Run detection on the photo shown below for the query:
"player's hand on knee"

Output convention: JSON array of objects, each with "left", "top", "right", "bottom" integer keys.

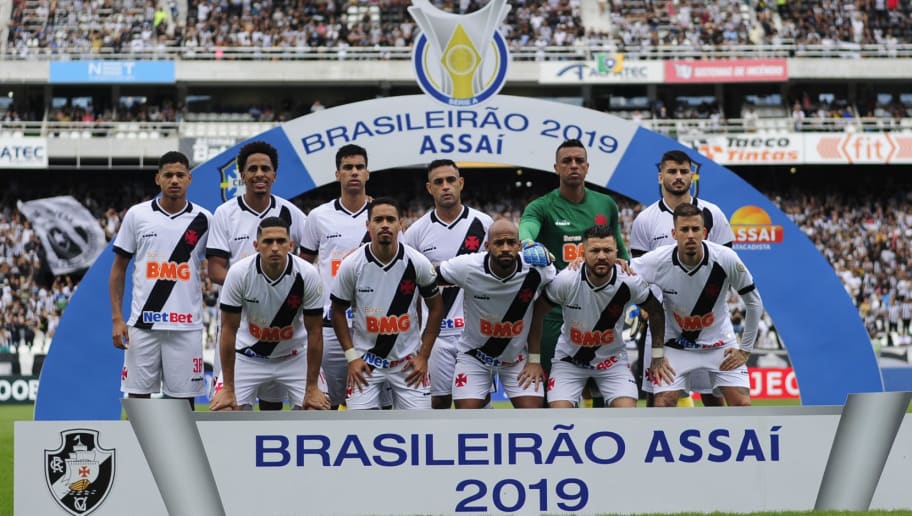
[
  {"left": 648, "top": 356, "right": 675, "bottom": 385},
  {"left": 302, "top": 386, "right": 331, "bottom": 410},
  {"left": 518, "top": 363, "right": 545, "bottom": 391},
  {"left": 720, "top": 347, "right": 750, "bottom": 371},
  {"left": 209, "top": 388, "right": 238, "bottom": 411},
  {"left": 403, "top": 355, "right": 429, "bottom": 388},
  {"left": 347, "top": 359, "right": 371, "bottom": 392},
  {"left": 521, "top": 240, "right": 554, "bottom": 267}
]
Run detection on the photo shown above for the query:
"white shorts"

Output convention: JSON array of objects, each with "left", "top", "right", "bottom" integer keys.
[
  {"left": 122, "top": 327, "right": 205, "bottom": 398},
  {"left": 548, "top": 354, "right": 638, "bottom": 405},
  {"left": 209, "top": 315, "right": 284, "bottom": 403},
  {"left": 345, "top": 355, "right": 430, "bottom": 410},
  {"left": 232, "top": 351, "right": 328, "bottom": 408},
  {"left": 322, "top": 327, "right": 349, "bottom": 406},
  {"left": 640, "top": 330, "right": 717, "bottom": 395},
  {"left": 648, "top": 346, "right": 749, "bottom": 394},
  {"left": 452, "top": 352, "right": 544, "bottom": 401},
  {"left": 429, "top": 334, "right": 460, "bottom": 397}
]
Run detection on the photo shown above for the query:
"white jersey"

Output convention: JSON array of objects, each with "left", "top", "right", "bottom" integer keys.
[
  {"left": 402, "top": 205, "right": 493, "bottom": 336},
  {"left": 632, "top": 241, "right": 756, "bottom": 351},
  {"left": 439, "top": 253, "right": 556, "bottom": 364},
  {"left": 206, "top": 195, "right": 308, "bottom": 266},
  {"left": 113, "top": 199, "right": 211, "bottom": 330},
  {"left": 330, "top": 243, "right": 439, "bottom": 362},
  {"left": 298, "top": 198, "right": 371, "bottom": 323},
  {"left": 630, "top": 198, "right": 734, "bottom": 255},
  {"left": 220, "top": 254, "right": 323, "bottom": 358},
  {"left": 545, "top": 264, "right": 651, "bottom": 366}
]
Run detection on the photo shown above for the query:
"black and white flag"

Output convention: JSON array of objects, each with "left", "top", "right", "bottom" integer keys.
[{"left": 17, "top": 195, "right": 106, "bottom": 275}]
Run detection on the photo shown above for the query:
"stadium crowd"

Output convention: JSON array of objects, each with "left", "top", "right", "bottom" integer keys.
[
  {"left": 0, "top": 168, "right": 907, "bottom": 366},
  {"left": 7, "top": 0, "right": 912, "bottom": 58}
]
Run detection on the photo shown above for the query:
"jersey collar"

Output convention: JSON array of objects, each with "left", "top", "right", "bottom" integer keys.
[
  {"left": 430, "top": 205, "right": 468, "bottom": 228},
  {"left": 255, "top": 254, "right": 294, "bottom": 284},
  {"left": 671, "top": 241, "right": 709, "bottom": 275},
  {"left": 237, "top": 194, "right": 276, "bottom": 218},
  {"left": 658, "top": 196, "right": 698, "bottom": 214},
  {"left": 364, "top": 242, "right": 404, "bottom": 271},
  {"left": 151, "top": 198, "right": 192, "bottom": 218},
  {"left": 581, "top": 263, "right": 617, "bottom": 291},
  {"left": 334, "top": 198, "right": 368, "bottom": 218}
]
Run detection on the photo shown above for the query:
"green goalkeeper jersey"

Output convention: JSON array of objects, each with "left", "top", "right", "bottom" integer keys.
[{"left": 519, "top": 187, "right": 629, "bottom": 271}]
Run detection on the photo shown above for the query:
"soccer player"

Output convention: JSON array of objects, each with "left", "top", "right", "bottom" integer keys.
[
  {"left": 438, "top": 218, "right": 557, "bottom": 409},
  {"left": 206, "top": 140, "right": 309, "bottom": 410},
  {"left": 633, "top": 203, "right": 762, "bottom": 407},
  {"left": 526, "top": 224, "right": 670, "bottom": 408},
  {"left": 402, "top": 159, "right": 493, "bottom": 409},
  {"left": 519, "top": 138, "right": 629, "bottom": 407},
  {"left": 110, "top": 151, "right": 210, "bottom": 409},
  {"left": 209, "top": 217, "right": 329, "bottom": 411},
  {"left": 330, "top": 197, "right": 443, "bottom": 410},
  {"left": 299, "top": 143, "right": 377, "bottom": 409},
  {"left": 630, "top": 149, "right": 734, "bottom": 407}
]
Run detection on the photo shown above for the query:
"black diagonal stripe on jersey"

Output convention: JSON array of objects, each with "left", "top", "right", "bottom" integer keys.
[
  {"left": 134, "top": 212, "right": 208, "bottom": 329},
  {"left": 367, "top": 261, "right": 417, "bottom": 359},
  {"left": 277, "top": 205, "right": 291, "bottom": 224},
  {"left": 440, "top": 218, "right": 487, "bottom": 315},
  {"left": 361, "top": 230, "right": 371, "bottom": 244},
  {"left": 569, "top": 282, "right": 631, "bottom": 366},
  {"left": 239, "top": 272, "right": 306, "bottom": 358},
  {"left": 679, "top": 262, "right": 728, "bottom": 343},
  {"left": 470, "top": 268, "right": 542, "bottom": 361}
]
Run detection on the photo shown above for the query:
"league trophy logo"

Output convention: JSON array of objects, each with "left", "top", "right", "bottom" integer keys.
[
  {"left": 45, "top": 429, "right": 115, "bottom": 516},
  {"left": 409, "top": 0, "right": 511, "bottom": 106}
]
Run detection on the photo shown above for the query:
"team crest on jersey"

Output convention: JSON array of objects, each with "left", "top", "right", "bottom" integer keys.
[
  {"left": 408, "top": 0, "right": 511, "bottom": 107},
  {"left": 45, "top": 429, "right": 115, "bottom": 516},
  {"left": 218, "top": 158, "right": 245, "bottom": 201},
  {"left": 518, "top": 288, "right": 534, "bottom": 303},
  {"left": 400, "top": 279, "right": 417, "bottom": 296},
  {"left": 463, "top": 235, "right": 481, "bottom": 252},
  {"left": 286, "top": 294, "right": 302, "bottom": 310},
  {"left": 184, "top": 229, "right": 199, "bottom": 246}
]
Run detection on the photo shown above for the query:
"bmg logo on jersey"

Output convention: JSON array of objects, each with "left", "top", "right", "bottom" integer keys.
[
  {"left": 570, "top": 327, "right": 616, "bottom": 346},
  {"left": 249, "top": 322, "right": 294, "bottom": 341},
  {"left": 145, "top": 261, "right": 191, "bottom": 281},
  {"left": 44, "top": 429, "right": 115, "bottom": 516},
  {"left": 408, "top": 0, "right": 511, "bottom": 106},
  {"left": 366, "top": 314, "right": 411, "bottom": 334},
  {"left": 480, "top": 319, "right": 523, "bottom": 337}
]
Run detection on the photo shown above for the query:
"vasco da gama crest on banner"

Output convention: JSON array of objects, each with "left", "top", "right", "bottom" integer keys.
[{"left": 45, "top": 429, "right": 116, "bottom": 515}]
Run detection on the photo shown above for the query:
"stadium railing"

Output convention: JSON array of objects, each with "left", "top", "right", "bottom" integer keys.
[
  {"left": 4, "top": 43, "right": 912, "bottom": 61},
  {"left": 2, "top": 117, "right": 909, "bottom": 141}
]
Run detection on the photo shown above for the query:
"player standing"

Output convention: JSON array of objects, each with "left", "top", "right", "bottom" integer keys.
[
  {"left": 527, "top": 225, "right": 670, "bottom": 407},
  {"left": 206, "top": 140, "right": 309, "bottom": 410},
  {"left": 209, "top": 217, "right": 329, "bottom": 411},
  {"left": 110, "top": 151, "right": 210, "bottom": 409},
  {"left": 519, "top": 139, "right": 630, "bottom": 407},
  {"left": 629, "top": 149, "right": 734, "bottom": 406},
  {"left": 439, "top": 218, "right": 556, "bottom": 409},
  {"left": 330, "top": 198, "right": 443, "bottom": 410},
  {"left": 402, "top": 159, "right": 493, "bottom": 409},
  {"left": 633, "top": 204, "right": 762, "bottom": 407}
]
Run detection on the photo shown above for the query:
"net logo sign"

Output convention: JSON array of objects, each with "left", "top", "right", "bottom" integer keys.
[
  {"left": 409, "top": 0, "right": 511, "bottom": 106},
  {"left": 730, "top": 206, "right": 783, "bottom": 251}
]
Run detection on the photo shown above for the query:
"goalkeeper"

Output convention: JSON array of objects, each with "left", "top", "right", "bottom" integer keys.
[{"left": 519, "top": 139, "right": 630, "bottom": 407}]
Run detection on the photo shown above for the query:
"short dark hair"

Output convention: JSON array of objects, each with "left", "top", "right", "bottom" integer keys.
[
  {"left": 555, "top": 139, "right": 586, "bottom": 160},
  {"left": 582, "top": 224, "right": 616, "bottom": 242},
  {"left": 257, "top": 216, "right": 290, "bottom": 237},
  {"left": 672, "top": 203, "right": 704, "bottom": 224},
  {"left": 427, "top": 159, "right": 458, "bottom": 177},
  {"left": 658, "top": 150, "right": 693, "bottom": 171},
  {"left": 238, "top": 141, "right": 278, "bottom": 172},
  {"left": 158, "top": 151, "right": 189, "bottom": 170},
  {"left": 367, "top": 196, "right": 401, "bottom": 218},
  {"left": 335, "top": 144, "right": 368, "bottom": 170}
]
